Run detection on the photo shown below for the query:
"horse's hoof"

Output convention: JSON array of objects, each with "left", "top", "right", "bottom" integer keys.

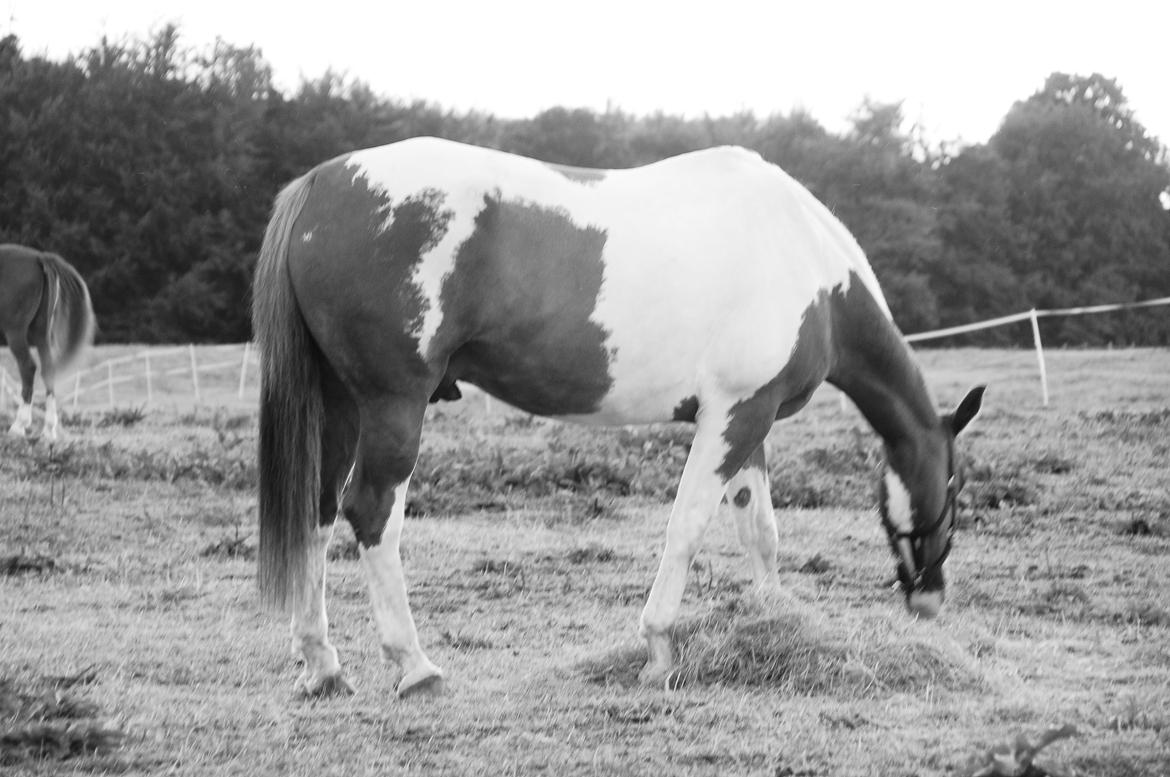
[
  {"left": 637, "top": 661, "right": 675, "bottom": 690},
  {"left": 295, "top": 672, "right": 355, "bottom": 699},
  {"left": 396, "top": 665, "right": 444, "bottom": 698}
]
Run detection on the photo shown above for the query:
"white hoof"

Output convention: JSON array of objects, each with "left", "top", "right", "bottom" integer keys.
[
  {"left": 638, "top": 658, "right": 678, "bottom": 689},
  {"left": 9, "top": 403, "right": 33, "bottom": 436},
  {"left": 396, "top": 662, "right": 444, "bottom": 697}
]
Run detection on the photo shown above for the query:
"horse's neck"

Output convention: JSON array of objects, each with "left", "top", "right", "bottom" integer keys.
[{"left": 827, "top": 279, "right": 944, "bottom": 464}]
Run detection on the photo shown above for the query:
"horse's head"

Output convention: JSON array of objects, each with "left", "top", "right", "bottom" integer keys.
[{"left": 880, "top": 385, "right": 985, "bottom": 619}]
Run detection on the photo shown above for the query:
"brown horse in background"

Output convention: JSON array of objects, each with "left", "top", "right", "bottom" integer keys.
[{"left": 0, "top": 244, "right": 95, "bottom": 441}]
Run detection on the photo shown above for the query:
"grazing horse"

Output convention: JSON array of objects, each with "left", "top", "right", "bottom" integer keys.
[
  {"left": 253, "top": 137, "right": 984, "bottom": 698},
  {"left": 0, "top": 244, "right": 95, "bottom": 441}
]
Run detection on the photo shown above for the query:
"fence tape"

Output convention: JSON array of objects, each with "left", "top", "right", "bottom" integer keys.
[
  {"left": 904, "top": 296, "right": 1170, "bottom": 343},
  {"left": 2, "top": 295, "right": 1169, "bottom": 409}
]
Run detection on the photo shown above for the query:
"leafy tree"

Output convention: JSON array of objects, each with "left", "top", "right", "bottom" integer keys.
[
  {"left": 3, "top": 32, "right": 1168, "bottom": 346},
  {"left": 988, "top": 72, "right": 1170, "bottom": 343}
]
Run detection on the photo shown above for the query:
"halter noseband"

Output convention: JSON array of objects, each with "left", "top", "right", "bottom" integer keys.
[{"left": 888, "top": 474, "right": 958, "bottom": 592}]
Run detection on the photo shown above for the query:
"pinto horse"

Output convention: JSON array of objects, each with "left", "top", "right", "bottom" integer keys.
[
  {"left": 0, "top": 244, "right": 95, "bottom": 441},
  {"left": 253, "top": 137, "right": 984, "bottom": 697}
]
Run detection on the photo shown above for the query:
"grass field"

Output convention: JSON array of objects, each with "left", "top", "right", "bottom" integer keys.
[{"left": 1, "top": 347, "right": 1168, "bottom": 776}]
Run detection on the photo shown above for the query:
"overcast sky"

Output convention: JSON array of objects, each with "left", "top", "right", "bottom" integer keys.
[{"left": 5, "top": 0, "right": 1168, "bottom": 149}]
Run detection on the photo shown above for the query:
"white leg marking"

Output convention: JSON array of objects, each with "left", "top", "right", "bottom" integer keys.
[
  {"left": 723, "top": 466, "right": 780, "bottom": 590},
  {"left": 8, "top": 401, "right": 32, "bottom": 436},
  {"left": 43, "top": 396, "right": 60, "bottom": 442},
  {"left": 358, "top": 478, "right": 442, "bottom": 696},
  {"left": 290, "top": 522, "right": 351, "bottom": 696},
  {"left": 639, "top": 416, "right": 732, "bottom": 685}
]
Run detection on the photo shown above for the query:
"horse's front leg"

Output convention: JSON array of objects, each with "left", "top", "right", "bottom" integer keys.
[
  {"left": 638, "top": 410, "right": 743, "bottom": 687},
  {"left": 720, "top": 443, "right": 781, "bottom": 592}
]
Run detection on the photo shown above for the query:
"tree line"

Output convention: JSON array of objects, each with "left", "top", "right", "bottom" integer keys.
[{"left": 1, "top": 29, "right": 1168, "bottom": 345}]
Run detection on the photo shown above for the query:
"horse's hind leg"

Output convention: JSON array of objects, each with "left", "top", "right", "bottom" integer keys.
[
  {"left": 34, "top": 343, "right": 60, "bottom": 441},
  {"left": 291, "top": 371, "right": 358, "bottom": 698},
  {"left": 343, "top": 395, "right": 442, "bottom": 697},
  {"left": 6, "top": 334, "right": 36, "bottom": 437},
  {"left": 719, "top": 443, "right": 780, "bottom": 591}
]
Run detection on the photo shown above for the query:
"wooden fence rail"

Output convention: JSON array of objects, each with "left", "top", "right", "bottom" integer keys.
[{"left": 2, "top": 295, "right": 1169, "bottom": 412}]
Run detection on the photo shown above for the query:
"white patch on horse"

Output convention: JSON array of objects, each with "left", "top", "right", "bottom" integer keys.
[
  {"left": 301, "top": 230, "right": 313, "bottom": 243},
  {"left": 586, "top": 147, "right": 887, "bottom": 422},
  {"left": 343, "top": 139, "right": 893, "bottom": 405},
  {"left": 884, "top": 470, "right": 914, "bottom": 534}
]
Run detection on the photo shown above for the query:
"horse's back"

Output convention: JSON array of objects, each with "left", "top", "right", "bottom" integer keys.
[{"left": 287, "top": 138, "right": 893, "bottom": 423}]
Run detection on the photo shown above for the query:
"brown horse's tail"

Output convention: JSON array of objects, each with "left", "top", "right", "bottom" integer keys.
[
  {"left": 253, "top": 172, "right": 321, "bottom": 613},
  {"left": 37, "top": 253, "right": 96, "bottom": 375}
]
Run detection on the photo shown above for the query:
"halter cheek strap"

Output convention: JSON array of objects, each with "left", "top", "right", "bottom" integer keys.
[{"left": 887, "top": 475, "right": 958, "bottom": 592}]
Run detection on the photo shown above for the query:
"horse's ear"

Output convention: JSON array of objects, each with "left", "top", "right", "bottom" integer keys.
[{"left": 947, "top": 385, "right": 985, "bottom": 437}]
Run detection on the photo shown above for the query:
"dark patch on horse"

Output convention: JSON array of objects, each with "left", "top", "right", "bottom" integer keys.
[
  {"left": 547, "top": 162, "right": 607, "bottom": 185},
  {"left": 732, "top": 487, "right": 752, "bottom": 508},
  {"left": 430, "top": 195, "right": 614, "bottom": 416},
  {"left": 825, "top": 271, "right": 938, "bottom": 443},
  {"left": 429, "top": 376, "right": 462, "bottom": 403},
  {"left": 289, "top": 163, "right": 454, "bottom": 393},
  {"left": 716, "top": 290, "right": 835, "bottom": 480},
  {"left": 672, "top": 395, "right": 699, "bottom": 423}
]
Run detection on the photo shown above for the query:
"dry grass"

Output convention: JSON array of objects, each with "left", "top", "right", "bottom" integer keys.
[{"left": 0, "top": 346, "right": 1169, "bottom": 776}]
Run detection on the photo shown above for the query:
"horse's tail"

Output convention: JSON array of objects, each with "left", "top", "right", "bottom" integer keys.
[
  {"left": 37, "top": 252, "right": 96, "bottom": 375},
  {"left": 253, "top": 171, "right": 321, "bottom": 613}
]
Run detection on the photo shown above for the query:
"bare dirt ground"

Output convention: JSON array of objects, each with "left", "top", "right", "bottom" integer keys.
[{"left": 1, "top": 347, "right": 1168, "bottom": 776}]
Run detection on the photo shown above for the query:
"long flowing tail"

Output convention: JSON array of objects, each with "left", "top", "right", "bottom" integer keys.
[
  {"left": 37, "top": 252, "right": 96, "bottom": 375},
  {"left": 253, "top": 172, "right": 322, "bottom": 613}
]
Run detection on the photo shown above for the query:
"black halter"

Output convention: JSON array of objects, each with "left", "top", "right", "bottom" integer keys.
[{"left": 887, "top": 474, "right": 959, "bottom": 592}]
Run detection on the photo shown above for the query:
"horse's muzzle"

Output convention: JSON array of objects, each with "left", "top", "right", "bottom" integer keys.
[{"left": 906, "top": 587, "right": 945, "bottom": 620}]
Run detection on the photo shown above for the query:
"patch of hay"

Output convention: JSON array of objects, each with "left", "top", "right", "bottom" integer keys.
[
  {"left": 0, "top": 673, "right": 125, "bottom": 765},
  {"left": 580, "top": 594, "right": 984, "bottom": 696},
  {"left": 198, "top": 535, "right": 254, "bottom": 560},
  {"left": 0, "top": 554, "right": 58, "bottom": 576},
  {"left": 0, "top": 720, "right": 124, "bottom": 762},
  {"left": 565, "top": 545, "right": 617, "bottom": 564},
  {"left": 579, "top": 644, "right": 646, "bottom": 688}
]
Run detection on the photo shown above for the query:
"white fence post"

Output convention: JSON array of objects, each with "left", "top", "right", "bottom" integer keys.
[
  {"left": 238, "top": 342, "right": 250, "bottom": 399},
  {"left": 1029, "top": 308, "right": 1050, "bottom": 407},
  {"left": 72, "top": 373, "right": 81, "bottom": 409},
  {"left": 144, "top": 352, "right": 153, "bottom": 406},
  {"left": 189, "top": 344, "right": 202, "bottom": 404},
  {"left": 107, "top": 361, "right": 115, "bottom": 408}
]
